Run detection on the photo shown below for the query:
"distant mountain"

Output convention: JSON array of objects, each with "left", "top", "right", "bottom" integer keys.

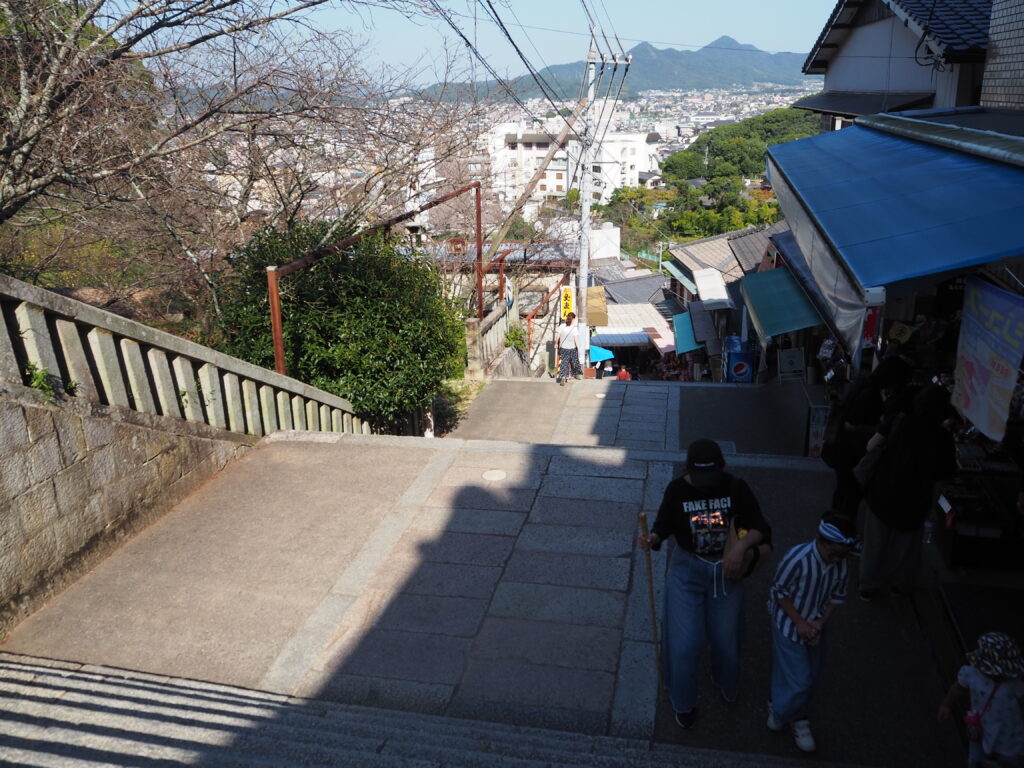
[
  {"left": 419, "top": 37, "right": 815, "bottom": 101},
  {"left": 539, "top": 37, "right": 812, "bottom": 95}
]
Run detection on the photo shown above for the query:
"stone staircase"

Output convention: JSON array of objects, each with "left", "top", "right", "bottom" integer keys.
[{"left": 0, "top": 654, "right": 846, "bottom": 768}]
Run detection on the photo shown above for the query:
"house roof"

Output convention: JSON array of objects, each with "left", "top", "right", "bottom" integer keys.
[
  {"left": 728, "top": 221, "right": 790, "bottom": 274},
  {"left": 794, "top": 91, "right": 934, "bottom": 118},
  {"left": 805, "top": 0, "right": 992, "bottom": 75},
  {"left": 503, "top": 132, "right": 577, "bottom": 144},
  {"left": 600, "top": 274, "right": 666, "bottom": 305},
  {"left": 670, "top": 232, "right": 744, "bottom": 282}
]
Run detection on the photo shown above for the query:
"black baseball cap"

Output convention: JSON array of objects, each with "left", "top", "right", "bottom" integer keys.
[{"left": 686, "top": 439, "right": 725, "bottom": 488}]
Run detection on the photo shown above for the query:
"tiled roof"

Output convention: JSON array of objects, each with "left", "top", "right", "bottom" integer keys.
[
  {"left": 805, "top": 0, "right": 991, "bottom": 74},
  {"left": 728, "top": 221, "right": 790, "bottom": 274},
  {"left": 601, "top": 274, "right": 666, "bottom": 305},
  {"left": 670, "top": 232, "right": 744, "bottom": 282},
  {"left": 889, "top": 0, "right": 991, "bottom": 57}
]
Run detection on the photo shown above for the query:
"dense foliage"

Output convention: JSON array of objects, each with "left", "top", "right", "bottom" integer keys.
[
  {"left": 213, "top": 221, "right": 466, "bottom": 430},
  {"left": 663, "top": 108, "right": 821, "bottom": 180},
  {"left": 599, "top": 108, "right": 820, "bottom": 249}
]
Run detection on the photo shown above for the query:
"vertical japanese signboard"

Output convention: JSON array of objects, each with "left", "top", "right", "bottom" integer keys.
[
  {"left": 560, "top": 286, "right": 575, "bottom": 320},
  {"left": 953, "top": 276, "right": 1024, "bottom": 440}
]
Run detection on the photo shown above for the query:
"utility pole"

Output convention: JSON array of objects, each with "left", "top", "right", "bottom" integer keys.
[
  {"left": 576, "top": 39, "right": 630, "bottom": 367},
  {"left": 576, "top": 41, "right": 599, "bottom": 366}
]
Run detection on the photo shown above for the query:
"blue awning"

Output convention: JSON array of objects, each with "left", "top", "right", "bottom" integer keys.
[
  {"left": 767, "top": 125, "right": 1024, "bottom": 288},
  {"left": 673, "top": 313, "right": 703, "bottom": 354},
  {"left": 740, "top": 268, "right": 823, "bottom": 340}
]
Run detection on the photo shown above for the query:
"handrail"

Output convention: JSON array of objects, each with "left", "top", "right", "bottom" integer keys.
[{"left": 0, "top": 273, "right": 369, "bottom": 437}]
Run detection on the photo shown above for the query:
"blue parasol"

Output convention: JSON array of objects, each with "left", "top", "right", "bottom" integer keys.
[{"left": 589, "top": 344, "right": 615, "bottom": 363}]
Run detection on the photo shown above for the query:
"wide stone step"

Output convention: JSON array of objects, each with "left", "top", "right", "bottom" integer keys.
[{"left": 0, "top": 655, "right": 858, "bottom": 768}]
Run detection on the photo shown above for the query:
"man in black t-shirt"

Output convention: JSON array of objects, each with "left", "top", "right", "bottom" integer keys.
[{"left": 639, "top": 438, "right": 772, "bottom": 729}]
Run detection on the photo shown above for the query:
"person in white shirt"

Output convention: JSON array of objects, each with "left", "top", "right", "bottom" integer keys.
[{"left": 556, "top": 312, "right": 583, "bottom": 385}]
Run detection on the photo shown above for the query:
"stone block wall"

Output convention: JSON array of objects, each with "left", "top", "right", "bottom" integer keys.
[
  {"left": 0, "top": 382, "right": 254, "bottom": 633},
  {"left": 981, "top": 0, "right": 1024, "bottom": 108}
]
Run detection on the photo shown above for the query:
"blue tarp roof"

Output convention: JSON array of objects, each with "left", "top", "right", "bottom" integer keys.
[
  {"left": 673, "top": 313, "right": 702, "bottom": 354},
  {"left": 767, "top": 125, "right": 1024, "bottom": 288}
]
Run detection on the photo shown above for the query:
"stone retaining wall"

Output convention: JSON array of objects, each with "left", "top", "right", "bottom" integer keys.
[{"left": 0, "top": 382, "right": 253, "bottom": 632}]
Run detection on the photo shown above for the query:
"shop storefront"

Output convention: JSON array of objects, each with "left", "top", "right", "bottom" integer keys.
[{"left": 764, "top": 108, "right": 1024, "bottom": 588}]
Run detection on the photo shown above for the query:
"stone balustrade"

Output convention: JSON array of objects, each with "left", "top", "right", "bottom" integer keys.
[
  {"left": 477, "top": 291, "right": 520, "bottom": 372},
  {"left": 0, "top": 274, "right": 366, "bottom": 436}
]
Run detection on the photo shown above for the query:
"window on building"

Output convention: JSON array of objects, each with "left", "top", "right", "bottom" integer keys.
[
  {"left": 536, "top": 142, "right": 549, "bottom": 149},
  {"left": 592, "top": 165, "right": 601, "bottom": 173},
  {"left": 555, "top": 172, "right": 563, "bottom": 179},
  {"left": 556, "top": 185, "right": 564, "bottom": 191},
  {"left": 592, "top": 192, "right": 601, "bottom": 200},
  {"left": 507, "top": 143, "right": 517, "bottom": 150},
  {"left": 523, "top": 142, "right": 533, "bottom": 149},
  {"left": 540, "top": 184, "right": 547, "bottom": 191}
]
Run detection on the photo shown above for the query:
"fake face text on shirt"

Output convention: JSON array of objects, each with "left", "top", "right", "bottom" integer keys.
[{"left": 684, "top": 496, "right": 733, "bottom": 555}]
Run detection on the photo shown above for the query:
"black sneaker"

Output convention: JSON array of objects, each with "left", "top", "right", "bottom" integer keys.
[{"left": 674, "top": 708, "right": 697, "bottom": 729}]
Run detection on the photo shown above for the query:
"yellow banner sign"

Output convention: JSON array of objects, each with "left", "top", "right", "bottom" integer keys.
[{"left": 560, "top": 286, "right": 575, "bottom": 319}]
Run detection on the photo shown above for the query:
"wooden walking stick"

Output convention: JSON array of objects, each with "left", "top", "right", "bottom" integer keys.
[{"left": 638, "top": 510, "right": 666, "bottom": 699}]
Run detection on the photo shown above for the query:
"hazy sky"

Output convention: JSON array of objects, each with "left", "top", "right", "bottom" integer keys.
[{"left": 315, "top": 0, "right": 831, "bottom": 82}]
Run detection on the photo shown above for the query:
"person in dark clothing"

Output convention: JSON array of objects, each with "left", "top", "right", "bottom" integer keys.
[
  {"left": 638, "top": 439, "right": 773, "bottom": 729},
  {"left": 827, "top": 356, "right": 913, "bottom": 519},
  {"left": 858, "top": 383, "right": 957, "bottom": 600}
]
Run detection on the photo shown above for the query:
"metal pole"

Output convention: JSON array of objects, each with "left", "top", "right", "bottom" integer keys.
[
  {"left": 475, "top": 184, "right": 484, "bottom": 321},
  {"left": 267, "top": 266, "right": 286, "bottom": 375},
  {"left": 638, "top": 510, "right": 665, "bottom": 698}
]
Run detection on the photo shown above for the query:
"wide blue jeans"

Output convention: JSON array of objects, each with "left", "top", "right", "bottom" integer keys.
[
  {"left": 662, "top": 547, "right": 745, "bottom": 714},
  {"left": 770, "top": 620, "right": 825, "bottom": 724}
]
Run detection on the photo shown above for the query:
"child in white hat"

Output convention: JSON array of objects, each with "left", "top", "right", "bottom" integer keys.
[{"left": 939, "top": 632, "right": 1024, "bottom": 767}]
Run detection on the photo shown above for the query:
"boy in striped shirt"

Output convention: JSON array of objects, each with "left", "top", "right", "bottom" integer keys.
[{"left": 767, "top": 512, "right": 856, "bottom": 753}]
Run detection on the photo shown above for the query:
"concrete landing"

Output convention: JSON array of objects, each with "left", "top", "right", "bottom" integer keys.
[{"left": 449, "top": 378, "right": 822, "bottom": 456}]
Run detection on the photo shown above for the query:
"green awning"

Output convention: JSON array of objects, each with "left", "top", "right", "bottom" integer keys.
[
  {"left": 673, "top": 312, "right": 703, "bottom": 354},
  {"left": 663, "top": 261, "right": 698, "bottom": 294},
  {"left": 740, "top": 268, "right": 823, "bottom": 340}
]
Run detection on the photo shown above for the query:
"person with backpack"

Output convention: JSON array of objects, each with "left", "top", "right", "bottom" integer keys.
[
  {"left": 638, "top": 439, "right": 772, "bottom": 729},
  {"left": 939, "top": 632, "right": 1024, "bottom": 767},
  {"left": 858, "top": 383, "right": 957, "bottom": 600},
  {"left": 822, "top": 356, "right": 913, "bottom": 519}
]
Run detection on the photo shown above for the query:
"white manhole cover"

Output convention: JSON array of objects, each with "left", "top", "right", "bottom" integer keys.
[
  {"left": 594, "top": 393, "right": 607, "bottom": 399},
  {"left": 482, "top": 469, "right": 507, "bottom": 481}
]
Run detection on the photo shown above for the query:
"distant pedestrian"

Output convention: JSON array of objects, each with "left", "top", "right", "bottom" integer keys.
[
  {"left": 556, "top": 312, "right": 583, "bottom": 386},
  {"left": 638, "top": 438, "right": 772, "bottom": 729},
  {"left": 615, "top": 366, "right": 631, "bottom": 381},
  {"left": 822, "top": 356, "right": 913, "bottom": 519},
  {"left": 858, "top": 383, "right": 956, "bottom": 600},
  {"left": 767, "top": 512, "right": 855, "bottom": 753},
  {"left": 939, "top": 632, "right": 1024, "bottom": 768}
]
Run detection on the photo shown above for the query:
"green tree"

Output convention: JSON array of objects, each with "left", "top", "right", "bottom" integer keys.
[
  {"left": 661, "top": 150, "right": 707, "bottom": 180},
  {"left": 214, "top": 221, "right": 465, "bottom": 431}
]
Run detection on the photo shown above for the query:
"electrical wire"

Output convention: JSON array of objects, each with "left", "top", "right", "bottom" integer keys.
[
  {"left": 425, "top": 0, "right": 548, "bottom": 129},
  {"left": 479, "top": 0, "right": 576, "bottom": 133}
]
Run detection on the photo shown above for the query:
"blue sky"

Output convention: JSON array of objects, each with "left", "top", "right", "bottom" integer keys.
[{"left": 314, "top": 0, "right": 831, "bottom": 82}]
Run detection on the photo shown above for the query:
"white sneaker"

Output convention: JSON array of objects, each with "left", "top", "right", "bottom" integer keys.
[
  {"left": 791, "top": 719, "right": 816, "bottom": 752},
  {"left": 766, "top": 705, "right": 784, "bottom": 732}
]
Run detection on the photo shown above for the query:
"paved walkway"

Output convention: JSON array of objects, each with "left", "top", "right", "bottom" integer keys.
[{"left": 0, "top": 380, "right": 964, "bottom": 767}]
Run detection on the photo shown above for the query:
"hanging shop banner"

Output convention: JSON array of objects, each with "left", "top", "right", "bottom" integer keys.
[
  {"left": 560, "top": 286, "right": 575, "bottom": 320},
  {"left": 953, "top": 276, "right": 1024, "bottom": 441}
]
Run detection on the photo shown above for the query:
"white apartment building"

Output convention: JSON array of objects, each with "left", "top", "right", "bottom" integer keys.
[{"left": 485, "top": 117, "right": 662, "bottom": 216}]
